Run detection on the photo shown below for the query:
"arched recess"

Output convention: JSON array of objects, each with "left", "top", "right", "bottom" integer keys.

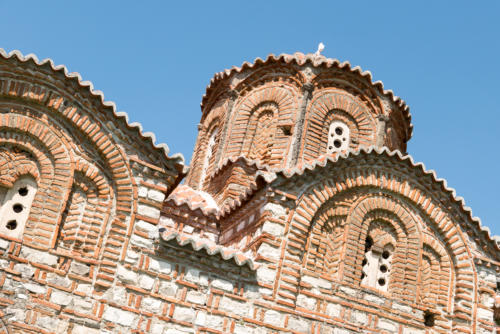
[
  {"left": 343, "top": 195, "right": 420, "bottom": 301},
  {"left": 277, "top": 162, "right": 474, "bottom": 329},
  {"left": 301, "top": 89, "right": 377, "bottom": 162},
  {"left": 200, "top": 122, "right": 220, "bottom": 190},
  {"left": 0, "top": 113, "right": 72, "bottom": 246},
  {"left": 419, "top": 233, "right": 454, "bottom": 314},
  {"left": 225, "top": 84, "right": 299, "bottom": 168},
  {"left": 303, "top": 197, "right": 351, "bottom": 278},
  {"left": 0, "top": 148, "right": 40, "bottom": 239},
  {"left": 0, "top": 71, "right": 138, "bottom": 287},
  {"left": 56, "top": 158, "right": 112, "bottom": 258},
  {"left": 187, "top": 98, "right": 228, "bottom": 189},
  {"left": 245, "top": 104, "right": 277, "bottom": 165}
]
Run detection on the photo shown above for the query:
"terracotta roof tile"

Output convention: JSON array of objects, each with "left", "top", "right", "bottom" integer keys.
[
  {"left": 0, "top": 48, "right": 186, "bottom": 172},
  {"left": 159, "top": 229, "right": 256, "bottom": 270},
  {"left": 202, "top": 52, "right": 412, "bottom": 141},
  {"left": 165, "top": 184, "right": 219, "bottom": 216},
  {"left": 265, "top": 147, "right": 500, "bottom": 257}
]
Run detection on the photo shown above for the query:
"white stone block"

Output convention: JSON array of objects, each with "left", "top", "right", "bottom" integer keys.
[
  {"left": 159, "top": 281, "right": 178, "bottom": 297},
  {"left": 220, "top": 296, "right": 249, "bottom": 316},
  {"left": 288, "top": 317, "right": 310, "bottom": 333},
  {"left": 261, "top": 221, "right": 284, "bottom": 236},
  {"left": 138, "top": 204, "right": 160, "bottom": 219},
  {"left": 263, "top": 310, "right": 282, "bottom": 326},
  {"left": 103, "top": 306, "right": 136, "bottom": 327},
  {"left": 256, "top": 267, "right": 275, "bottom": 284},
  {"left": 148, "top": 189, "right": 165, "bottom": 202},
  {"left": 257, "top": 243, "right": 280, "bottom": 261},
  {"left": 130, "top": 234, "right": 153, "bottom": 249},
  {"left": 24, "top": 283, "right": 46, "bottom": 294},
  {"left": 185, "top": 267, "right": 200, "bottom": 283},
  {"left": 21, "top": 247, "right": 58, "bottom": 266},
  {"left": 139, "top": 274, "right": 155, "bottom": 290},
  {"left": 297, "top": 294, "right": 316, "bottom": 310},
  {"left": 205, "top": 314, "right": 224, "bottom": 328},
  {"left": 263, "top": 203, "right": 286, "bottom": 216},
  {"left": 50, "top": 290, "right": 72, "bottom": 306},
  {"left": 186, "top": 290, "right": 207, "bottom": 305},
  {"left": 142, "top": 296, "right": 162, "bottom": 313},
  {"left": 378, "top": 319, "right": 396, "bottom": 332},
  {"left": 211, "top": 278, "right": 233, "bottom": 292},
  {"left": 117, "top": 266, "right": 138, "bottom": 284},
  {"left": 0, "top": 239, "right": 9, "bottom": 249},
  {"left": 326, "top": 303, "right": 341, "bottom": 317},
  {"left": 173, "top": 306, "right": 195, "bottom": 323},
  {"left": 70, "top": 262, "right": 90, "bottom": 276}
]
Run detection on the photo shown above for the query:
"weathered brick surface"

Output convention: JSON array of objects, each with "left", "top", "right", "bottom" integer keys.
[{"left": 0, "top": 49, "right": 498, "bottom": 333}]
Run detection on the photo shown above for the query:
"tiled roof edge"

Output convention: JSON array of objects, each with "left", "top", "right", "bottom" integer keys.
[
  {"left": 270, "top": 147, "right": 500, "bottom": 255},
  {"left": 159, "top": 229, "right": 256, "bottom": 270},
  {"left": 0, "top": 49, "right": 186, "bottom": 171},
  {"left": 201, "top": 52, "right": 412, "bottom": 140}
]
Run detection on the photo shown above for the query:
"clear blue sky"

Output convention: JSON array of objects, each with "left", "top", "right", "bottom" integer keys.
[{"left": 2, "top": 1, "right": 499, "bottom": 236}]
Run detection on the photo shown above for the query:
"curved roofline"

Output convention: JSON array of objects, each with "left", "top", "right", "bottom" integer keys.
[
  {"left": 201, "top": 52, "right": 413, "bottom": 141},
  {"left": 266, "top": 147, "right": 500, "bottom": 257},
  {"left": 0, "top": 48, "right": 186, "bottom": 171}
]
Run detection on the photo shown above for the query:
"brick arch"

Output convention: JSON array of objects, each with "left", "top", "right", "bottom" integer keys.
[
  {"left": 303, "top": 201, "right": 350, "bottom": 278},
  {"left": 57, "top": 158, "right": 113, "bottom": 259},
  {"left": 302, "top": 89, "right": 377, "bottom": 162},
  {"left": 226, "top": 84, "right": 299, "bottom": 168},
  {"left": 0, "top": 148, "right": 40, "bottom": 187},
  {"left": 281, "top": 167, "right": 476, "bottom": 327},
  {"left": 1, "top": 77, "right": 138, "bottom": 287},
  {"left": 0, "top": 115, "right": 73, "bottom": 246},
  {"left": 343, "top": 194, "right": 420, "bottom": 301},
  {"left": 200, "top": 122, "right": 221, "bottom": 189},
  {"left": 243, "top": 104, "right": 277, "bottom": 165},
  {"left": 420, "top": 233, "right": 454, "bottom": 314}
]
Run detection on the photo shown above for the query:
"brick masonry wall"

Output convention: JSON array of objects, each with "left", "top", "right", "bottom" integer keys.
[{"left": 0, "top": 51, "right": 498, "bottom": 333}]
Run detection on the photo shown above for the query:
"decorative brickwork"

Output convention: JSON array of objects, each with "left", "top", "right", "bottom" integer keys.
[{"left": 0, "top": 49, "right": 498, "bottom": 334}]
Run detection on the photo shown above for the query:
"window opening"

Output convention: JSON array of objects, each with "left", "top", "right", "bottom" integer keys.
[
  {"left": 424, "top": 311, "right": 435, "bottom": 327},
  {"left": 327, "top": 121, "right": 350, "bottom": 154},
  {"left": 0, "top": 176, "right": 37, "bottom": 238},
  {"left": 361, "top": 236, "right": 393, "bottom": 292},
  {"left": 200, "top": 128, "right": 218, "bottom": 188}
]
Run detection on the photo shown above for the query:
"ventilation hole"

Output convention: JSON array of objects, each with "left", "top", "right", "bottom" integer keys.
[
  {"left": 334, "top": 140, "right": 341, "bottom": 148},
  {"left": 6, "top": 220, "right": 17, "bottom": 230},
  {"left": 13, "top": 204, "right": 23, "bottom": 213},
  {"left": 328, "top": 146, "right": 333, "bottom": 150},
  {"left": 362, "top": 258, "right": 367, "bottom": 266},
  {"left": 18, "top": 187, "right": 28, "bottom": 196},
  {"left": 378, "top": 278, "right": 386, "bottom": 286},
  {"left": 360, "top": 272, "right": 365, "bottom": 280},
  {"left": 365, "top": 236, "right": 373, "bottom": 252},
  {"left": 335, "top": 127, "right": 343, "bottom": 135},
  {"left": 380, "top": 265, "right": 388, "bottom": 273},
  {"left": 342, "top": 138, "right": 346, "bottom": 141},
  {"left": 382, "top": 250, "right": 390, "bottom": 259},
  {"left": 424, "top": 311, "right": 435, "bottom": 327}
]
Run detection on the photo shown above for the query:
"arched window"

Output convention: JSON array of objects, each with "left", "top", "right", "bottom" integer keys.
[
  {"left": 361, "top": 236, "right": 393, "bottom": 292},
  {"left": 360, "top": 220, "right": 396, "bottom": 292},
  {"left": 0, "top": 176, "right": 37, "bottom": 238},
  {"left": 200, "top": 128, "right": 218, "bottom": 188},
  {"left": 327, "top": 121, "right": 350, "bottom": 154}
]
